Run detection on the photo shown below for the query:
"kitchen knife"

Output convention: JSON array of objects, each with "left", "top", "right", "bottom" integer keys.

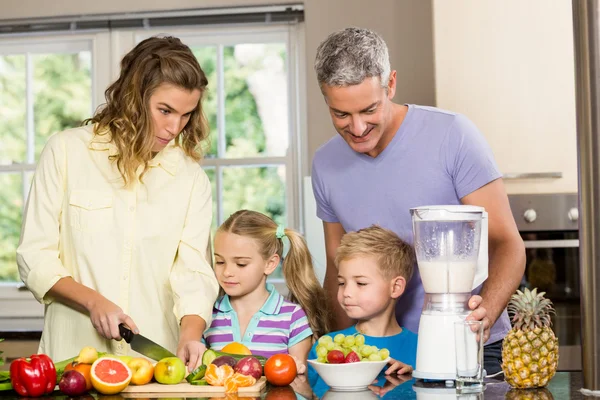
[{"left": 118, "top": 324, "right": 176, "bottom": 361}]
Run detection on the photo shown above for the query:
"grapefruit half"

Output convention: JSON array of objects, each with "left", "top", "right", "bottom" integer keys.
[{"left": 90, "top": 357, "right": 132, "bottom": 394}]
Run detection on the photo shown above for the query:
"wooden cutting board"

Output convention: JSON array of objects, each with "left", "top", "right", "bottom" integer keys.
[{"left": 120, "top": 377, "right": 267, "bottom": 397}]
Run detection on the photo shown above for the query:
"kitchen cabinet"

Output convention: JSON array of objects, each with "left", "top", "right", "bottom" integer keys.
[
  {"left": 0, "top": 340, "right": 39, "bottom": 371},
  {"left": 433, "top": 1, "right": 577, "bottom": 194}
]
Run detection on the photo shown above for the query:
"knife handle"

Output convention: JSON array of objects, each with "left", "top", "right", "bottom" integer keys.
[{"left": 118, "top": 324, "right": 134, "bottom": 343}]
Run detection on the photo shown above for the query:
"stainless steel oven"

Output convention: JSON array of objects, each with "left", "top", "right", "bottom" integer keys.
[{"left": 509, "top": 193, "right": 581, "bottom": 371}]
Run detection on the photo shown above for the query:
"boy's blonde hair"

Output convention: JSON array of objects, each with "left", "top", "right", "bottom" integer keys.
[
  {"left": 218, "top": 210, "right": 330, "bottom": 338},
  {"left": 335, "top": 225, "right": 415, "bottom": 281}
]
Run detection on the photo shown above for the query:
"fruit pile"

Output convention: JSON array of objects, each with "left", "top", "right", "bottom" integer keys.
[{"left": 315, "top": 334, "right": 390, "bottom": 364}]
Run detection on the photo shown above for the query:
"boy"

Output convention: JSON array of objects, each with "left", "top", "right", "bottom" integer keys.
[{"left": 308, "top": 225, "right": 417, "bottom": 393}]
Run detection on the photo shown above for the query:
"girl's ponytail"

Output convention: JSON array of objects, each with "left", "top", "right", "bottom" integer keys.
[{"left": 280, "top": 229, "right": 330, "bottom": 339}]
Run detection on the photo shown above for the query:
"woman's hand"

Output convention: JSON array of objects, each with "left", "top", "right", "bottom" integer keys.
[
  {"left": 177, "top": 340, "right": 206, "bottom": 372},
  {"left": 87, "top": 295, "right": 138, "bottom": 340},
  {"left": 384, "top": 358, "right": 413, "bottom": 376},
  {"left": 466, "top": 295, "right": 490, "bottom": 343}
]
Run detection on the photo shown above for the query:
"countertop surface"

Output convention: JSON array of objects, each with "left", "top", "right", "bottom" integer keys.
[{"left": 0, "top": 371, "right": 590, "bottom": 399}]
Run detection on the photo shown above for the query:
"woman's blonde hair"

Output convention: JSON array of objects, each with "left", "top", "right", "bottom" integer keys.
[
  {"left": 335, "top": 225, "right": 415, "bottom": 281},
  {"left": 85, "top": 36, "right": 209, "bottom": 185},
  {"left": 218, "top": 210, "right": 330, "bottom": 339}
]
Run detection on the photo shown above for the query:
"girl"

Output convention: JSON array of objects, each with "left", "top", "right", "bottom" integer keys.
[{"left": 203, "top": 210, "right": 329, "bottom": 372}]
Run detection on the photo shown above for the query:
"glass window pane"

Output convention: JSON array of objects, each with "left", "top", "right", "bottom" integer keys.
[
  {"left": 222, "top": 165, "right": 286, "bottom": 224},
  {"left": 0, "top": 173, "right": 23, "bottom": 282},
  {"left": 0, "top": 54, "right": 26, "bottom": 165},
  {"left": 34, "top": 52, "right": 92, "bottom": 160},
  {"left": 224, "top": 43, "right": 288, "bottom": 158},
  {"left": 193, "top": 47, "right": 218, "bottom": 158}
]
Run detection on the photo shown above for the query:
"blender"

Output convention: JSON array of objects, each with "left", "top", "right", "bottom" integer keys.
[{"left": 410, "top": 205, "right": 488, "bottom": 381}]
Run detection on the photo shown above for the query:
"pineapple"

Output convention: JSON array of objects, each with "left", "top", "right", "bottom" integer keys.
[
  {"left": 502, "top": 288, "right": 559, "bottom": 388},
  {"left": 505, "top": 388, "right": 554, "bottom": 400}
]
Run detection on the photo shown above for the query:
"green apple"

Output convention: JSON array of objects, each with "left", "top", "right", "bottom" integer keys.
[
  {"left": 118, "top": 355, "right": 133, "bottom": 364},
  {"left": 154, "top": 357, "right": 186, "bottom": 385}
]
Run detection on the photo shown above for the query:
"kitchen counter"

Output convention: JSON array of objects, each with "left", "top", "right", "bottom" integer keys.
[{"left": 0, "top": 371, "right": 588, "bottom": 399}]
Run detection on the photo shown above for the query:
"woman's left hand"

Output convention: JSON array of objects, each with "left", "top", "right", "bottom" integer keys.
[
  {"left": 176, "top": 340, "right": 206, "bottom": 372},
  {"left": 466, "top": 294, "right": 491, "bottom": 343}
]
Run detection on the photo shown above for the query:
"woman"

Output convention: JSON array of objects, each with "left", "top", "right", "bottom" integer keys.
[{"left": 16, "top": 36, "right": 219, "bottom": 370}]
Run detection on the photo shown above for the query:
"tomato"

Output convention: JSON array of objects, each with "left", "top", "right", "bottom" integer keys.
[
  {"left": 265, "top": 385, "right": 297, "bottom": 400},
  {"left": 264, "top": 354, "right": 297, "bottom": 386}
]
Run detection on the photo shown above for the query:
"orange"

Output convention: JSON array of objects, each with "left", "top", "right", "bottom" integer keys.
[
  {"left": 90, "top": 357, "right": 132, "bottom": 394},
  {"left": 224, "top": 372, "right": 256, "bottom": 393},
  {"left": 65, "top": 362, "right": 93, "bottom": 391},
  {"left": 221, "top": 342, "right": 252, "bottom": 355},
  {"left": 205, "top": 364, "right": 234, "bottom": 386}
]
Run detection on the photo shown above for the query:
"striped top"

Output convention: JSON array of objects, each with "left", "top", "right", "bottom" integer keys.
[{"left": 203, "top": 284, "right": 313, "bottom": 358}]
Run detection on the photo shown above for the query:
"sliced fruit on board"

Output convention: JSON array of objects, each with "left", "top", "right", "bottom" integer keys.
[
  {"left": 224, "top": 372, "right": 256, "bottom": 394},
  {"left": 204, "top": 364, "right": 234, "bottom": 386},
  {"left": 90, "top": 357, "right": 132, "bottom": 395},
  {"left": 186, "top": 364, "right": 207, "bottom": 383}
]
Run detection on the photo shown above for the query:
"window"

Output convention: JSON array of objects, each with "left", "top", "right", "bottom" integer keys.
[
  {"left": 0, "top": 20, "right": 306, "bottom": 319},
  {"left": 132, "top": 26, "right": 305, "bottom": 279}
]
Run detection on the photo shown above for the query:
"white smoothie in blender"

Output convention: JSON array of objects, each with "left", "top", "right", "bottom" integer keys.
[{"left": 418, "top": 261, "right": 478, "bottom": 293}]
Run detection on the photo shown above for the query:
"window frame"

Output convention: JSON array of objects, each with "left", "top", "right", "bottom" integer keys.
[
  {"left": 0, "top": 24, "right": 308, "bottom": 319},
  {"left": 0, "top": 32, "right": 111, "bottom": 318}
]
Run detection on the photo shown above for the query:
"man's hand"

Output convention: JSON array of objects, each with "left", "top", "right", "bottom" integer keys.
[{"left": 466, "top": 295, "right": 491, "bottom": 343}]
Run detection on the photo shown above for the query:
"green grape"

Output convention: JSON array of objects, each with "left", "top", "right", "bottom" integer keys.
[
  {"left": 325, "top": 341, "right": 335, "bottom": 351},
  {"left": 316, "top": 345, "right": 328, "bottom": 358},
  {"left": 355, "top": 334, "right": 366, "bottom": 346},
  {"left": 361, "top": 345, "right": 374, "bottom": 357},
  {"left": 342, "top": 347, "right": 351, "bottom": 356},
  {"left": 334, "top": 334, "right": 345, "bottom": 344},
  {"left": 343, "top": 336, "right": 355, "bottom": 347},
  {"left": 379, "top": 348, "right": 390, "bottom": 359},
  {"left": 360, "top": 357, "right": 369, "bottom": 362},
  {"left": 318, "top": 335, "right": 333, "bottom": 346},
  {"left": 368, "top": 353, "right": 383, "bottom": 361},
  {"left": 333, "top": 344, "right": 344, "bottom": 352},
  {"left": 350, "top": 345, "right": 360, "bottom": 354},
  {"left": 317, "top": 356, "right": 327, "bottom": 363}
]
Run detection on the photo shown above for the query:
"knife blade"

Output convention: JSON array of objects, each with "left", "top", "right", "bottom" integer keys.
[{"left": 118, "top": 324, "right": 176, "bottom": 361}]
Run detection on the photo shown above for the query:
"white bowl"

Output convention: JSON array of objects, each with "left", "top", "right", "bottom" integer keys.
[{"left": 307, "top": 358, "right": 390, "bottom": 391}]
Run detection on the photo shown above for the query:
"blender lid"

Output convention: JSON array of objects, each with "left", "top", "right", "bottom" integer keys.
[{"left": 410, "top": 205, "right": 485, "bottom": 221}]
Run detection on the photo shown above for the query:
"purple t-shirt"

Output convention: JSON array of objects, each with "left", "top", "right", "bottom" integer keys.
[{"left": 311, "top": 104, "right": 511, "bottom": 344}]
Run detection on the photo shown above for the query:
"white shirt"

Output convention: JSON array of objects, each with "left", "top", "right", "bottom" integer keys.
[{"left": 17, "top": 125, "right": 219, "bottom": 361}]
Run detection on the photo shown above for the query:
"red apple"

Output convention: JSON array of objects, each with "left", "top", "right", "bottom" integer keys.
[
  {"left": 326, "top": 350, "right": 345, "bottom": 364},
  {"left": 235, "top": 356, "right": 263, "bottom": 380},
  {"left": 128, "top": 357, "right": 155, "bottom": 385}
]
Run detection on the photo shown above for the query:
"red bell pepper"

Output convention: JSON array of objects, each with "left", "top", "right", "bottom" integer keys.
[{"left": 10, "top": 354, "right": 56, "bottom": 397}]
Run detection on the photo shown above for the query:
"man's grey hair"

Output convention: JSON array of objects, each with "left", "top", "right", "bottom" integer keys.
[{"left": 314, "top": 27, "right": 391, "bottom": 89}]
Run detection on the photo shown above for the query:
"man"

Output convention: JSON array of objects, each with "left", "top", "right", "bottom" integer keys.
[{"left": 311, "top": 27, "right": 525, "bottom": 374}]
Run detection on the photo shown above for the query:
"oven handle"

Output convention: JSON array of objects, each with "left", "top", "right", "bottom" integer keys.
[{"left": 523, "top": 239, "right": 579, "bottom": 248}]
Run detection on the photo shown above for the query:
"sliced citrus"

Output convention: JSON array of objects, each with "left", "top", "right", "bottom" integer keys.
[
  {"left": 224, "top": 372, "right": 256, "bottom": 393},
  {"left": 221, "top": 342, "right": 252, "bottom": 355},
  {"left": 205, "top": 364, "right": 234, "bottom": 386},
  {"left": 90, "top": 357, "right": 132, "bottom": 394}
]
